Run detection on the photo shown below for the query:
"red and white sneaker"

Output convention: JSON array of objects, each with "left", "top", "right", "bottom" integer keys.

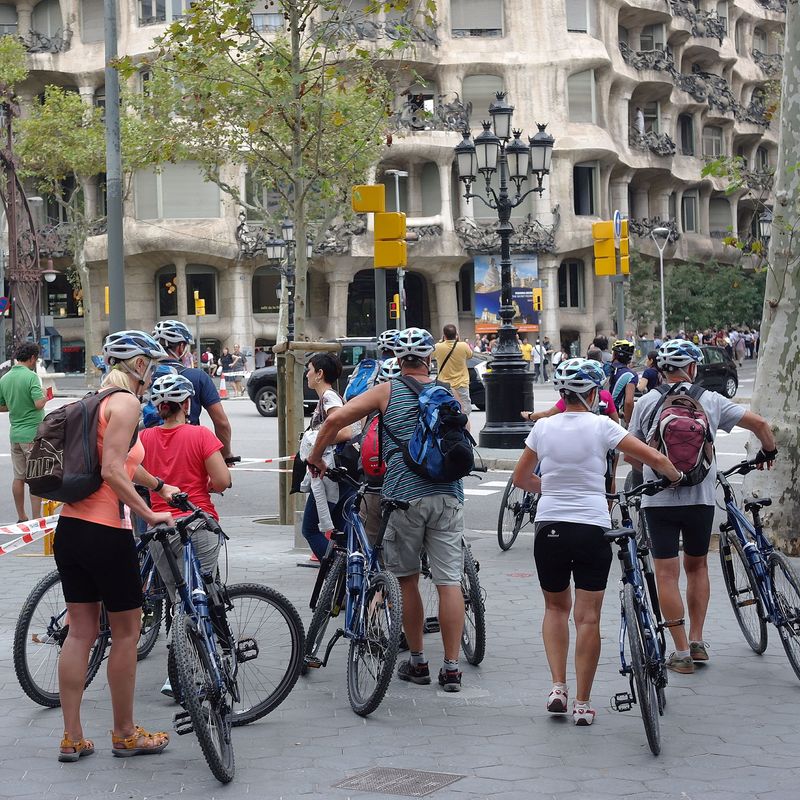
[
  {"left": 546, "top": 685, "right": 568, "bottom": 713},
  {"left": 572, "top": 702, "right": 596, "bottom": 726}
]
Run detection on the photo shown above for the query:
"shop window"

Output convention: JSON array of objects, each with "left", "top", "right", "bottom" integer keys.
[
  {"left": 156, "top": 266, "right": 178, "bottom": 317},
  {"left": 186, "top": 265, "right": 218, "bottom": 315},
  {"left": 252, "top": 266, "right": 281, "bottom": 314}
]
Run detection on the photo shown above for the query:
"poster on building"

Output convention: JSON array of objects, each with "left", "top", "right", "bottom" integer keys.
[{"left": 474, "top": 254, "right": 539, "bottom": 334}]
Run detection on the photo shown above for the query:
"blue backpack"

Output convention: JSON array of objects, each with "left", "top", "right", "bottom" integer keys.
[
  {"left": 343, "top": 358, "right": 381, "bottom": 401},
  {"left": 384, "top": 377, "right": 475, "bottom": 482}
]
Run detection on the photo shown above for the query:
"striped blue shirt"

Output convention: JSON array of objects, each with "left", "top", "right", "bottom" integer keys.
[{"left": 381, "top": 377, "right": 464, "bottom": 503}]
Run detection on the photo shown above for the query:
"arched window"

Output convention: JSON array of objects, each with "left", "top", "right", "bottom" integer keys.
[
  {"left": 450, "top": 0, "right": 504, "bottom": 38},
  {"left": 186, "top": 265, "right": 218, "bottom": 315},
  {"left": 0, "top": 6, "right": 17, "bottom": 36},
  {"left": 252, "top": 266, "right": 281, "bottom": 314},
  {"left": 462, "top": 74, "right": 503, "bottom": 123},
  {"left": 156, "top": 265, "right": 178, "bottom": 317},
  {"left": 32, "top": 0, "right": 62, "bottom": 36},
  {"left": 567, "top": 70, "right": 596, "bottom": 123},
  {"left": 558, "top": 260, "right": 584, "bottom": 308}
]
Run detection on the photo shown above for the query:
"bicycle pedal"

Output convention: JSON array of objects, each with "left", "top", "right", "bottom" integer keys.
[
  {"left": 236, "top": 637, "right": 259, "bottom": 662},
  {"left": 304, "top": 656, "right": 323, "bottom": 669},
  {"left": 423, "top": 616, "right": 440, "bottom": 634},
  {"left": 173, "top": 710, "right": 194, "bottom": 736},
  {"left": 611, "top": 692, "right": 634, "bottom": 712}
]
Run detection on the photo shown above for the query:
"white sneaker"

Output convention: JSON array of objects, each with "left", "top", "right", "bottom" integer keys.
[
  {"left": 573, "top": 702, "right": 596, "bottom": 726},
  {"left": 546, "top": 685, "right": 568, "bottom": 713}
]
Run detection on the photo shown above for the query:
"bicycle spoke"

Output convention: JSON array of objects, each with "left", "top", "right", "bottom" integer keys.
[{"left": 770, "top": 553, "right": 800, "bottom": 682}]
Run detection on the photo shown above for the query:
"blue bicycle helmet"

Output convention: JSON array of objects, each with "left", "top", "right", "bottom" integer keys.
[
  {"left": 377, "top": 357, "right": 401, "bottom": 383},
  {"left": 103, "top": 330, "right": 168, "bottom": 365},
  {"left": 394, "top": 327, "right": 435, "bottom": 360},
  {"left": 153, "top": 319, "right": 194, "bottom": 346},
  {"left": 151, "top": 373, "right": 195, "bottom": 405},
  {"left": 377, "top": 329, "right": 400, "bottom": 352},
  {"left": 656, "top": 339, "right": 703, "bottom": 370},
  {"left": 553, "top": 358, "right": 606, "bottom": 394}
]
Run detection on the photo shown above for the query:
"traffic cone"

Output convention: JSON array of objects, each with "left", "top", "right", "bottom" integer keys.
[{"left": 219, "top": 375, "right": 228, "bottom": 399}]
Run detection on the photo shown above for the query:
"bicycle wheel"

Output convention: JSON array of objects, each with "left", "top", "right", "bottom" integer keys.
[
  {"left": 302, "top": 553, "right": 345, "bottom": 675},
  {"left": 496, "top": 476, "right": 532, "bottom": 551},
  {"left": 719, "top": 531, "right": 767, "bottom": 653},
  {"left": 419, "top": 551, "right": 441, "bottom": 636},
  {"left": 172, "top": 606, "right": 235, "bottom": 783},
  {"left": 137, "top": 563, "right": 164, "bottom": 661},
  {"left": 224, "top": 583, "right": 304, "bottom": 726},
  {"left": 13, "top": 570, "right": 108, "bottom": 708},
  {"left": 623, "top": 583, "right": 660, "bottom": 756},
  {"left": 461, "top": 545, "right": 486, "bottom": 666},
  {"left": 347, "top": 570, "right": 402, "bottom": 717},
  {"left": 769, "top": 552, "right": 800, "bottom": 682}
]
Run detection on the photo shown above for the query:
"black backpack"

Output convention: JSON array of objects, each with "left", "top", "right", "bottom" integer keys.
[{"left": 25, "top": 387, "right": 133, "bottom": 503}]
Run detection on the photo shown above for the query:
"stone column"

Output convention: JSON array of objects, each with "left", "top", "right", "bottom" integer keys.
[
  {"left": 325, "top": 271, "right": 352, "bottom": 338},
  {"left": 229, "top": 262, "right": 254, "bottom": 351},
  {"left": 432, "top": 270, "right": 459, "bottom": 336},
  {"left": 78, "top": 85, "right": 94, "bottom": 107},
  {"left": 651, "top": 191, "right": 670, "bottom": 221},
  {"left": 406, "top": 162, "right": 421, "bottom": 216},
  {"left": 16, "top": 3, "right": 33, "bottom": 38},
  {"left": 610, "top": 179, "right": 630, "bottom": 217},
  {"left": 632, "top": 186, "right": 649, "bottom": 219},
  {"left": 540, "top": 259, "right": 559, "bottom": 347},
  {"left": 439, "top": 161, "right": 454, "bottom": 231},
  {"left": 174, "top": 257, "right": 188, "bottom": 322}
]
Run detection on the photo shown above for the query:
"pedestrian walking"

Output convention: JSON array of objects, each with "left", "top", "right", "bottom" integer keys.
[
  {"left": 512, "top": 358, "right": 681, "bottom": 725},
  {"left": 628, "top": 340, "right": 777, "bottom": 674},
  {"left": 52, "top": 331, "right": 176, "bottom": 762},
  {"left": 308, "top": 327, "right": 470, "bottom": 692},
  {"left": 433, "top": 324, "right": 473, "bottom": 417},
  {"left": 254, "top": 346, "right": 268, "bottom": 369},
  {"left": 532, "top": 340, "right": 548, "bottom": 381},
  {"left": 232, "top": 344, "right": 246, "bottom": 397},
  {"left": 0, "top": 343, "right": 47, "bottom": 521}
]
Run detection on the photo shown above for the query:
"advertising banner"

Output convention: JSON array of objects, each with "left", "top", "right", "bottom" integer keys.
[{"left": 474, "top": 254, "right": 539, "bottom": 334}]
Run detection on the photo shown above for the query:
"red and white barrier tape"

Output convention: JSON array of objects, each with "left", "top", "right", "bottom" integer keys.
[
  {"left": 232, "top": 454, "right": 296, "bottom": 466},
  {"left": 0, "top": 515, "right": 60, "bottom": 556}
]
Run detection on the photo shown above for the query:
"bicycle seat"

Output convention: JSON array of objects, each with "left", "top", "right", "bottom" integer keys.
[
  {"left": 603, "top": 527, "right": 633, "bottom": 542},
  {"left": 745, "top": 498, "right": 772, "bottom": 513},
  {"left": 381, "top": 498, "right": 410, "bottom": 513}
]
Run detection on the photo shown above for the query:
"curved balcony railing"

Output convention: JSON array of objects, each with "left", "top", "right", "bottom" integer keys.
[
  {"left": 667, "top": 0, "right": 726, "bottom": 44},
  {"left": 619, "top": 42, "right": 675, "bottom": 73},
  {"left": 629, "top": 128, "right": 677, "bottom": 157},
  {"left": 629, "top": 217, "right": 680, "bottom": 243},
  {"left": 310, "top": 11, "right": 440, "bottom": 46},
  {"left": 38, "top": 218, "right": 107, "bottom": 258},
  {"left": 391, "top": 93, "right": 471, "bottom": 133},
  {"left": 755, "top": 0, "right": 786, "bottom": 12},
  {"left": 753, "top": 50, "right": 783, "bottom": 78},
  {"left": 455, "top": 207, "right": 561, "bottom": 255}
]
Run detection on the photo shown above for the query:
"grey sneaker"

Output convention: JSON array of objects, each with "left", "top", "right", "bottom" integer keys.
[
  {"left": 666, "top": 652, "right": 695, "bottom": 674},
  {"left": 690, "top": 641, "right": 709, "bottom": 662}
]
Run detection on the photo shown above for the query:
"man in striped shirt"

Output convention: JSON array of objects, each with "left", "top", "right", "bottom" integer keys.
[{"left": 308, "top": 327, "right": 466, "bottom": 692}]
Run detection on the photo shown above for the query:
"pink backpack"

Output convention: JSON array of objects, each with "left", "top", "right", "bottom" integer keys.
[{"left": 645, "top": 384, "right": 714, "bottom": 486}]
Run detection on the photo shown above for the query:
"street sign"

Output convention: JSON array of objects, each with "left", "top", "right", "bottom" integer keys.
[
  {"left": 613, "top": 209, "right": 622, "bottom": 241},
  {"left": 0, "top": 297, "right": 8, "bottom": 313}
]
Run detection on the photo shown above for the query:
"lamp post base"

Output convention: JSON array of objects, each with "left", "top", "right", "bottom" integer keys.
[{"left": 478, "top": 365, "right": 535, "bottom": 450}]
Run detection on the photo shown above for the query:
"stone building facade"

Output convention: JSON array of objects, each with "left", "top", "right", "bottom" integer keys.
[{"left": 2, "top": 0, "right": 784, "bottom": 368}]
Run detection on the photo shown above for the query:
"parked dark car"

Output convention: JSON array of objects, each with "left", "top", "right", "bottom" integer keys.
[
  {"left": 247, "top": 338, "right": 379, "bottom": 417},
  {"left": 696, "top": 345, "right": 738, "bottom": 398}
]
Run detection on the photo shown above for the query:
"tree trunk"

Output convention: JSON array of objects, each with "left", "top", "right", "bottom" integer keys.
[{"left": 743, "top": 2, "right": 800, "bottom": 554}]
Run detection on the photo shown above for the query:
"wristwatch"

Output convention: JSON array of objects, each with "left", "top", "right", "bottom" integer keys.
[{"left": 153, "top": 477, "right": 165, "bottom": 493}]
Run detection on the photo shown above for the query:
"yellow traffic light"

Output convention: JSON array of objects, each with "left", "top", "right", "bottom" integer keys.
[
  {"left": 592, "top": 220, "right": 614, "bottom": 240},
  {"left": 352, "top": 184, "right": 386, "bottom": 213},
  {"left": 374, "top": 211, "right": 407, "bottom": 269},
  {"left": 593, "top": 219, "right": 616, "bottom": 276},
  {"left": 104, "top": 285, "right": 109, "bottom": 315},
  {"left": 532, "top": 288, "right": 543, "bottom": 311},
  {"left": 620, "top": 256, "right": 630, "bottom": 275},
  {"left": 194, "top": 292, "right": 206, "bottom": 316},
  {"left": 389, "top": 293, "right": 400, "bottom": 320}
]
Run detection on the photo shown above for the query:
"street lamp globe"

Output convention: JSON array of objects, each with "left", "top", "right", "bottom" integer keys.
[
  {"left": 529, "top": 123, "right": 555, "bottom": 188},
  {"left": 505, "top": 130, "right": 530, "bottom": 190},
  {"left": 488, "top": 92, "right": 514, "bottom": 141},
  {"left": 306, "top": 240, "right": 313, "bottom": 259},
  {"left": 41, "top": 258, "right": 58, "bottom": 283},
  {"left": 280, "top": 218, "right": 294, "bottom": 243},
  {"left": 758, "top": 210, "right": 773, "bottom": 244},
  {"left": 265, "top": 237, "right": 285, "bottom": 261},
  {"left": 454, "top": 130, "right": 477, "bottom": 185},
  {"left": 474, "top": 121, "right": 501, "bottom": 177}
]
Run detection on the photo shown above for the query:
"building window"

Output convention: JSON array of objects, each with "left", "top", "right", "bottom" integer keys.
[
  {"left": 734, "top": 20, "right": 744, "bottom": 54},
  {"left": 138, "top": 0, "right": 190, "bottom": 25},
  {"left": 420, "top": 163, "right": 441, "bottom": 217},
  {"left": 244, "top": 170, "right": 282, "bottom": 220},
  {"left": 45, "top": 272, "right": 80, "bottom": 318},
  {"left": 753, "top": 28, "right": 767, "bottom": 53},
  {"left": 462, "top": 74, "right": 503, "bottom": 122},
  {"left": 640, "top": 24, "right": 664, "bottom": 51},
  {"left": 567, "top": 69, "right": 596, "bottom": 123},
  {"left": 32, "top": 0, "right": 62, "bottom": 36},
  {"left": 458, "top": 263, "right": 473, "bottom": 313},
  {"left": 252, "top": 1, "right": 284, "bottom": 31},
  {"left": 81, "top": 0, "right": 104, "bottom": 43},
  {"left": 558, "top": 260, "right": 584, "bottom": 308},
  {"left": 679, "top": 114, "right": 694, "bottom": 155},
  {"left": 565, "top": 0, "right": 590, "bottom": 33},
  {"left": 156, "top": 266, "right": 178, "bottom": 317},
  {"left": 380, "top": 170, "right": 409, "bottom": 213},
  {"left": 573, "top": 162, "right": 598, "bottom": 216},
  {"left": 186, "top": 265, "right": 218, "bottom": 315},
  {"left": 709, "top": 197, "right": 731, "bottom": 236},
  {"left": 716, "top": 1, "right": 727, "bottom": 35},
  {"left": 642, "top": 101, "right": 660, "bottom": 133},
  {"left": 681, "top": 193, "right": 698, "bottom": 233},
  {"left": 135, "top": 162, "right": 220, "bottom": 219},
  {"left": 450, "top": 0, "right": 504, "bottom": 38},
  {"left": 756, "top": 146, "right": 769, "bottom": 171},
  {"left": 252, "top": 267, "right": 281, "bottom": 314},
  {"left": 702, "top": 126, "right": 723, "bottom": 157},
  {"left": 0, "top": 5, "right": 17, "bottom": 36},
  {"left": 618, "top": 25, "right": 628, "bottom": 45},
  {"left": 668, "top": 192, "right": 677, "bottom": 221}
]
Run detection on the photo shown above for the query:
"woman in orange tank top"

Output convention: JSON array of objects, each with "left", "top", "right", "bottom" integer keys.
[{"left": 53, "top": 331, "right": 179, "bottom": 763}]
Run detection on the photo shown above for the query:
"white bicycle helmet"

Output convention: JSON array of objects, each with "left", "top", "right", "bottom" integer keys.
[
  {"left": 151, "top": 373, "right": 195, "bottom": 405},
  {"left": 103, "top": 330, "right": 168, "bottom": 365},
  {"left": 377, "top": 329, "right": 400, "bottom": 352},
  {"left": 394, "top": 327, "right": 435, "bottom": 360},
  {"left": 377, "top": 357, "right": 401, "bottom": 383},
  {"left": 153, "top": 319, "right": 194, "bottom": 346},
  {"left": 553, "top": 358, "right": 606, "bottom": 394},
  {"left": 656, "top": 339, "right": 703, "bottom": 370}
]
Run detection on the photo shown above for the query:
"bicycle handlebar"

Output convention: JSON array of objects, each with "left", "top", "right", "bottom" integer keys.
[
  {"left": 607, "top": 476, "right": 671, "bottom": 502},
  {"left": 721, "top": 454, "right": 774, "bottom": 479},
  {"left": 140, "top": 493, "right": 226, "bottom": 542}
]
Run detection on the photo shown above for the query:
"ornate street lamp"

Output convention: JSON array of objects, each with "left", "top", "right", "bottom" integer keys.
[
  {"left": 758, "top": 209, "right": 773, "bottom": 247},
  {"left": 454, "top": 92, "right": 556, "bottom": 448}
]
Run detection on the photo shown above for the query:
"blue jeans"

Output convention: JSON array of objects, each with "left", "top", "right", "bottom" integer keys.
[{"left": 302, "top": 486, "right": 354, "bottom": 559}]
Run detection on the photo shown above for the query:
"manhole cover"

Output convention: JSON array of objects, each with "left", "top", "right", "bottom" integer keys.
[{"left": 334, "top": 767, "right": 464, "bottom": 797}]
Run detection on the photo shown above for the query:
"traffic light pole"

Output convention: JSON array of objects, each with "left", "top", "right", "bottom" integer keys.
[{"left": 374, "top": 268, "right": 388, "bottom": 336}]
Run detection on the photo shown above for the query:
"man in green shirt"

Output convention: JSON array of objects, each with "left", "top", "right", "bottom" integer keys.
[{"left": 0, "top": 343, "right": 47, "bottom": 521}]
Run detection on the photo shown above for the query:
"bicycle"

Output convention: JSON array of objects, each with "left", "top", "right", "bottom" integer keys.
[
  {"left": 13, "top": 536, "right": 168, "bottom": 708},
  {"left": 301, "top": 468, "right": 403, "bottom": 717},
  {"left": 148, "top": 494, "right": 304, "bottom": 783},
  {"left": 717, "top": 457, "right": 800, "bottom": 680},
  {"left": 606, "top": 477, "right": 671, "bottom": 756},
  {"left": 419, "top": 541, "right": 486, "bottom": 665},
  {"left": 496, "top": 473, "right": 538, "bottom": 551}
]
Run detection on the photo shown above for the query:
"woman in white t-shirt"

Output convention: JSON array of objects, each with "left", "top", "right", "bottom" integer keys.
[{"left": 512, "top": 358, "right": 681, "bottom": 727}]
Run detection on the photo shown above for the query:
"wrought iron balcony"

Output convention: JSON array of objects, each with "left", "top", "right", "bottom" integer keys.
[
  {"left": 455, "top": 207, "right": 561, "bottom": 255},
  {"left": 311, "top": 10, "right": 439, "bottom": 46},
  {"left": 37, "top": 218, "right": 107, "bottom": 258},
  {"left": 391, "top": 92, "right": 471, "bottom": 132},
  {"left": 672, "top": 67, "right": 770, "bottom": 127},
  {"left": 629, "top": 217, "right": 680, "bottom": 243},
  {"left": 753, "top": 50, "right": 783, "bottom": 78},
  {"left": 451, "top": 27, "right": 502, "bottom": 38},
  {"left": 618, "top": 42, "right": 675, "bottom": 73},
  {"left": 629, "top": 128, "right": 677, "bottom": 157},
  {"left": 20, "top": 27, "right": 72, "bottom": 54},
  {"left": 743, "top": 169, "right": 774, "bottom": 192},
  {"left": 667, "top": 0, "right": 726, "bottom": 44},
  {"left": 755, "top": 0, "right": 786, "bottom": 11}
]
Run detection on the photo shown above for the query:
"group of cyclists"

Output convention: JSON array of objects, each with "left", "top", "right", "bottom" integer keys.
[{"left": 46, "top": 320, "right": 779, "bottom": 764}]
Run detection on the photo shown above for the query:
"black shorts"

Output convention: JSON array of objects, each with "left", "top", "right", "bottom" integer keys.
[
  {"left": 534, "top": 521, "right": 613, "bottom": 593},
  {"left": 53, "top": 516, "right": 143, "bottom": 612},
  {"left": 643, "top": 505, "right": 715, "bottom": 560}
]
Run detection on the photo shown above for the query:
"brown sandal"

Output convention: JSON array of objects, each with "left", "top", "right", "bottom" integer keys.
[
  {"left": 111, "top": 725, "right": 169, "bottom": 757},
  {"left": 58, "top": 732, "right": 95, "bottom": 763}
]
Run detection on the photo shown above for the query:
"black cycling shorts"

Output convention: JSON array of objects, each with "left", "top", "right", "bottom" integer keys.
[
  {"left": 534, "top": 521, "right": 613, "bottom": 593},
  {"left": 53, "top": 516, "right": 143, "bottom": 612},
  {"left": 643, "top": 505, "right": 716, "bottom": 560}
]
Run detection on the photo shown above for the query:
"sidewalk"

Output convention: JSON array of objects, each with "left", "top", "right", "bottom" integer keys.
[{"left": 1, "top": 516, "right": 798, "bottom": 799}]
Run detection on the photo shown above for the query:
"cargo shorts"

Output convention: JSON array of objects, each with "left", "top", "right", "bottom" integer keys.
[{"left": 383, "top": 494, "right": 464, "bottom": 585}]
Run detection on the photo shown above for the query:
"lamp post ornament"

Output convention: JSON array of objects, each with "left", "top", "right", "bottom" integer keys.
[{"left": 454, "top": 92, "right": 555, "bottom": 448}]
